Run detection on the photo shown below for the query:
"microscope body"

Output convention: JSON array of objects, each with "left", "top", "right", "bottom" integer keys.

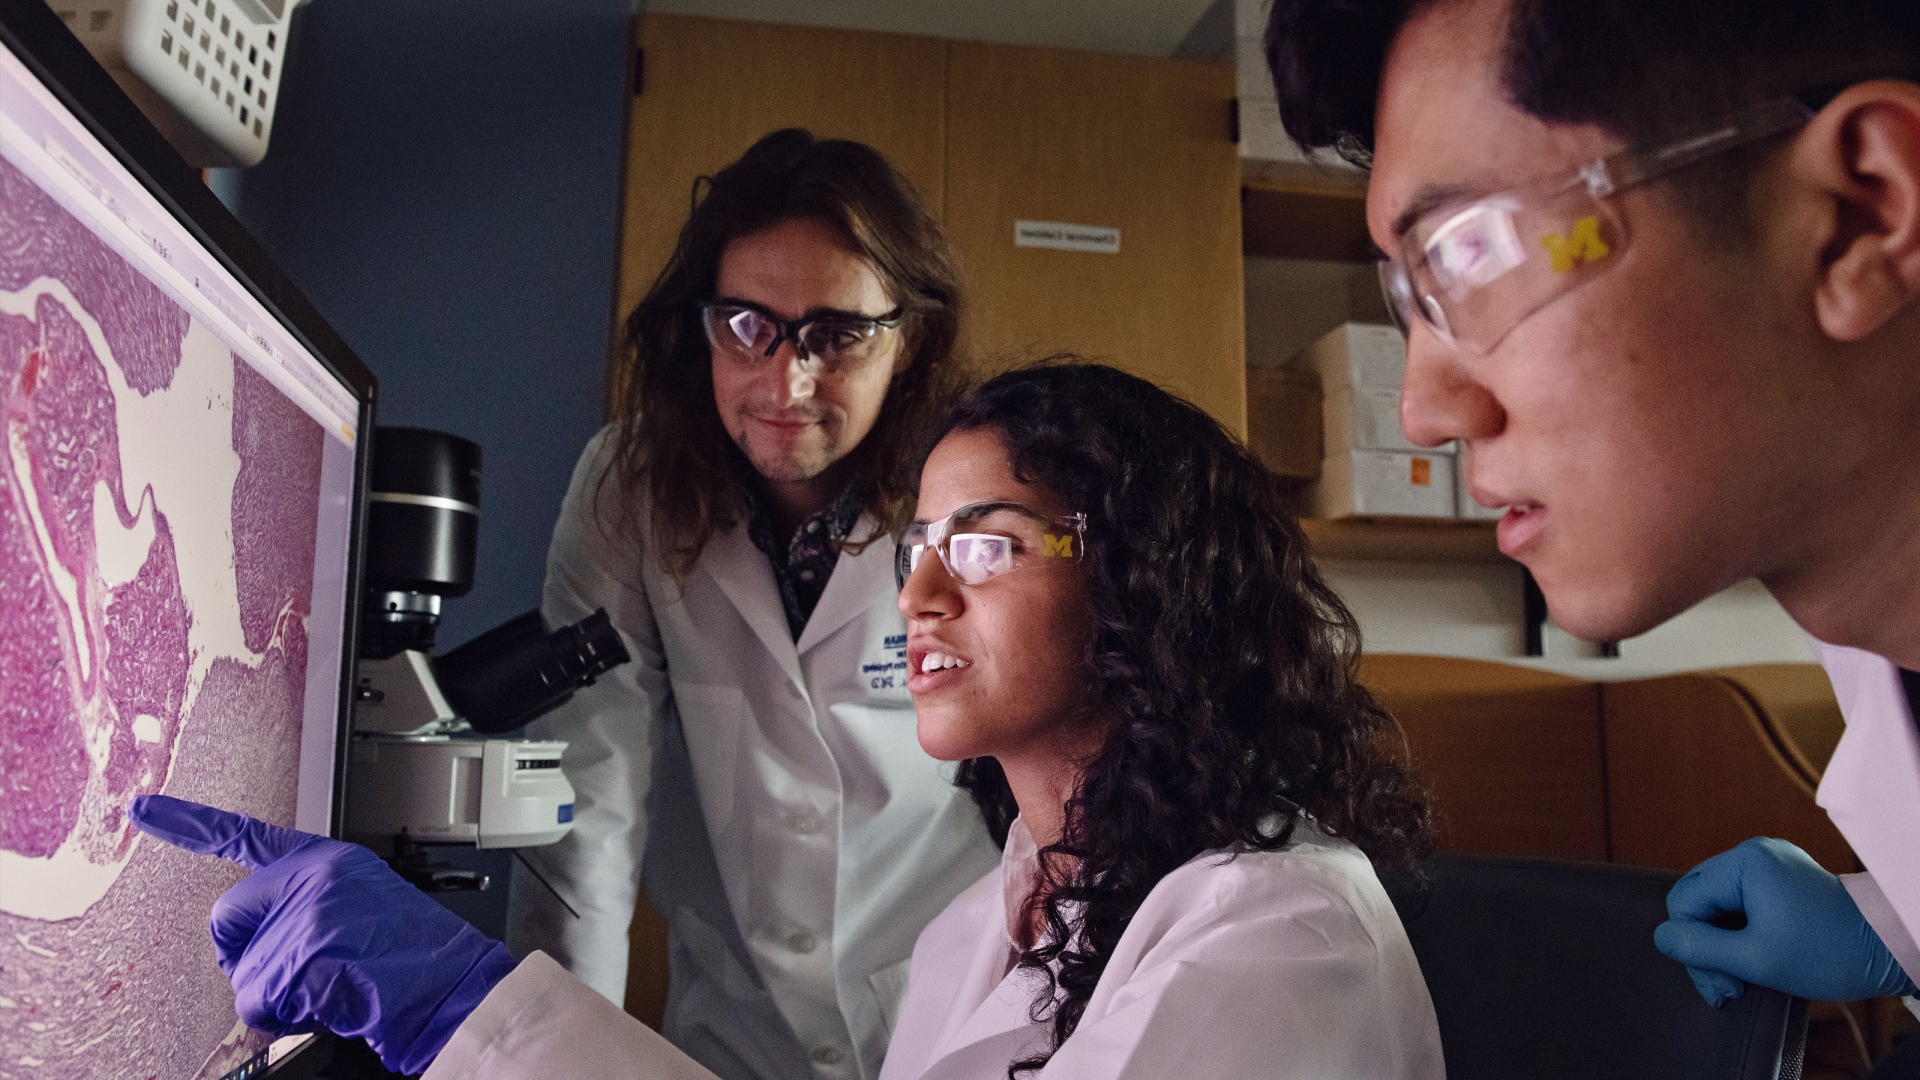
[
  {"left": 345, "top": 428, "right": 628, "bottom": 867},
  {"left": 347, "top": 731, "right": 573, "bottom": 851}
]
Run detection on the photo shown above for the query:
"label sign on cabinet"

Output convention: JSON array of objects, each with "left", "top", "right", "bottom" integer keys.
[{"left": 1013, "top": 220, "right": 1120, "bottom": 254}]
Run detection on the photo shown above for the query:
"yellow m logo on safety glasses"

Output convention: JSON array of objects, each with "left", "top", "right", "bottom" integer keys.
[
  {"left": 1541, "top": 215, "right": 1611, "bottom": 273},
  {"left": 1042, "top": 534, "right": 1076, "bottom": 558}
]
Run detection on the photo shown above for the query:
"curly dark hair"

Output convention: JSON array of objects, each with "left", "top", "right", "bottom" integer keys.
[
  {"left": 928, "top": 363, "right": 1433, "bottom": 1077},
  {"left": 604, "top": 128, "right": 969, "bottom": 574}
]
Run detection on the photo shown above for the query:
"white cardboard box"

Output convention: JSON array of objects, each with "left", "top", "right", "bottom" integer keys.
[
  {"left": 1303, "top": 322, "right": 1408, "bottom": 393},
  {"left": 1323, "top": 385, "right": 1453, "bottom": 455},
  {"left": 1312, "top": 448, "right": 1457, "bottom": 520},
  {"left": 1454, "top": 456, "right": 1505, "bottom": 520}
]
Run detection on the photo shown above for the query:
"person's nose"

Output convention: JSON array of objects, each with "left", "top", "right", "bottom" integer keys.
[
  {"left": 770, "top": 340, "right": 817, "bottom": 407},
  {"left": 898, "top": 547, "right": 962, "bottom": 622},
  {"left": 1399, "top": 327, "right": 1504, "bottom": 448}
]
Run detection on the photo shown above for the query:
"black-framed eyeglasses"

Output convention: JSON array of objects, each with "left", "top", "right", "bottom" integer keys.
[
  {"left": 1378, "top": 97, "right": 1813, "bottom": 355},
  {"left": 699, "top": 301, "right": 905, "bottom": 375}
]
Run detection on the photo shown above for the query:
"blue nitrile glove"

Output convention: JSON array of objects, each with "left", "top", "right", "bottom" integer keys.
[
  {"left": 1654, "top": 836, "right": 1919, "bottom": 1006},
  {"left": 128, "top": 794, "right": 517, "bottom": 1075}
]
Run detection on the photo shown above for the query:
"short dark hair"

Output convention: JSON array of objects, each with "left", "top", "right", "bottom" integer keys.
[
  {"left": 605, "top": 129, "right": 968, "bottom": 576},
  {"left": 1266, "top": 0, "right": 1920, "bottom": 231},
  {"left": 929, "top": 362, "right": 1433, "bottom": 1077}
]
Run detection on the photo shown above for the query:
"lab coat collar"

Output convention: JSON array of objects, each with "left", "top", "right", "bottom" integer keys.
[
  {"left": 905, "top": 816, "right": 1103, "bottom": 1077},
  {"left": 700, "top": 518, "right": 806, "bottom": 690},
  {"left": 917, "top": 829, "right": 1057, "bottom": 1076},
  {"left": 794, "top": 513, "right": 894, "bottom": 656},
  {"left": 1000, "top": 818, "right": 1041, "bottom": 952},
  {"left": 1813, "top": 638, "right": 1920, "bottom": 946}
]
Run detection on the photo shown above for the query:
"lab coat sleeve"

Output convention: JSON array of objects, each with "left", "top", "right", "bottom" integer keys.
[
  {"left": 1036, "top": 859, "right": 1442, "bottom": 1080},
  {"left": 424, "top": 952, "right": 721, "bottom": 1080},
  {"left": 1841, "top": 872, "right": 1920, "bottom": 1021},
  {"left": 506, "top": 428, "right": 674, "bottom": 1003}
]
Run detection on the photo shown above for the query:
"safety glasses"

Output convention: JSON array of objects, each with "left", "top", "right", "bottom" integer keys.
[
  {"left": 894, "top": 502, "right": 1087, "bottom": 589},
  {"left": 1379, "top": 98, "right": 1812, "bottom": 354},
  {"left": 700, "top": 301, "right": 905, "bottom": 375}
]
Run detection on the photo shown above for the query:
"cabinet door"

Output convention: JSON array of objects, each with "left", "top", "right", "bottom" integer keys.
[
  {"left": 617, "top": 14, "right": 948, "bottom": 364},
  {"left": 944, "top": 43, "right": 1246, "bottom": 436}
]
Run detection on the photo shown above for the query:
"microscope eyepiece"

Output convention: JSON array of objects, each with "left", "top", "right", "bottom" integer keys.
[{"left": 434, "top": 609, "right": 631, "bottom": 735}]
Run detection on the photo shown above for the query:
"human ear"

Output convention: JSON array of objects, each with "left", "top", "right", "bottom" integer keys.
[{"left": 1799, "top": 81, "right": 1920, "bottom": 342}]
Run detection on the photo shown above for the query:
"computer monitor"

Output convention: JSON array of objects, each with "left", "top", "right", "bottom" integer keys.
[{"left": 0, "top": 1, "right": 372, "bottom": 1076}]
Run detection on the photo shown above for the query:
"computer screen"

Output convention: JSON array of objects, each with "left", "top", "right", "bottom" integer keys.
[{"left": 0, "top": 2, "right": 371, "bottom": 1076}]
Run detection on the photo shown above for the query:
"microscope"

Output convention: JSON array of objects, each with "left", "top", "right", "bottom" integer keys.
[{"left": 346, "top": 427, "right": 629, "bottom": 892}]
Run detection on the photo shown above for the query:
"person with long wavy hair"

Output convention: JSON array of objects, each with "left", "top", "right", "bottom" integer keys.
[
  {"left": 879, "top": 362, "right": 1443, "bottom": 1079},
  {"left": 604, "top": 129, "right": 969, "bottom": 574},
  {"left": 505, "top": 127, "right": 1001, "bottom": 1080}
]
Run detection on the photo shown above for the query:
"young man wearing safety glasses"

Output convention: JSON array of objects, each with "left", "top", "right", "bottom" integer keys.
[{"left": 1267, "top": 0, "right": 1920, "bottom": 1026}]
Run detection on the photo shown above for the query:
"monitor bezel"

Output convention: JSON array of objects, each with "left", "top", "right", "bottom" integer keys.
[{"left": 0, "top": 0, "right": 375, "bottom": 839}]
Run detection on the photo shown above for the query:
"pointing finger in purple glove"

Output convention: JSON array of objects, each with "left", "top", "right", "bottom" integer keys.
[{"left": 128, "top": 794, "right": 518, "bottom": 1075}]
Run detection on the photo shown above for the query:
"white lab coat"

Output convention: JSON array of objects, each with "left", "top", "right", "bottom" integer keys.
[
  {"left": 1811, "top": 638, "right": 1920, "bottom": 1008},
  {"left": 506, "top": 428, "right": 1001, "bottom": 1080},
  {"left": 879, "top": 818, "right": 1444, "bottom": 1080},
  {"left": 431, "top": 818, "right": 1443, "bottom": 1080}
]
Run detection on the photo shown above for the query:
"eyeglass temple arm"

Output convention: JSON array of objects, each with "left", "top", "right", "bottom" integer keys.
[{"left": 1584, "top": 98, "right": 1815, "bottom": 196}]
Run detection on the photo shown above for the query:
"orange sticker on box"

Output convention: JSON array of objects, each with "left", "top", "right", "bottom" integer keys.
[{"left": 1409, "top": 458, "right": 1432, "bottom": 486}]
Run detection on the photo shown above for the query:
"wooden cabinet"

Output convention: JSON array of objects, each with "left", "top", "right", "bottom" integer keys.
[
  {"left": 617, "top": 15, "right": 1247, "bottom": 436},
  {"left": 943, "top": 43, "right": 1244, "bottom": 433},
  {"left": 619, "top": 15, "right": 949, "bottom": 332}
]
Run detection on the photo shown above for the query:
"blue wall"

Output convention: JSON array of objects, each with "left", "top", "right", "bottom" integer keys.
[
  {"left": 221, "top": 0, "right": 631, "bottom": 653},
  {"left": 216, "top": 0, "right": 632, "bottom": 940}
]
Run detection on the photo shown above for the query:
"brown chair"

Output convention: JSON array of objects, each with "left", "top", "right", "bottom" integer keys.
[
  {"left": 1601, "top": 666, "right": 1854, "bottom": 875},
  {"left": 1359, "top": 654, "right": 1609, "bottom": 861},
  {"left": 1356, "top": 655, "right": 1853, "bottom": 873},
  {"left": 1710, "top": 664, "right": 1849, "bottom": 792}
]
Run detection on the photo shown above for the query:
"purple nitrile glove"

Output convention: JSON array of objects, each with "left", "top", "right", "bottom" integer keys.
[{"left": 128, "top": 794, "right": 517, "bottom": 1075}]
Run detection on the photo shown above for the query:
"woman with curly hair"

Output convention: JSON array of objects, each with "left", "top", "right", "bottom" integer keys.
[
  {"left": 878, "top": 362, "right": 1441, "bottom": 1079},
  {"left": 129, "top": 363, "right": 1441, "bottom": 1079}
]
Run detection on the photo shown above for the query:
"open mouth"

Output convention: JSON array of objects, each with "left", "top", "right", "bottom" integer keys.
[{"left": 906, "top": 647, "right": 971, "bottom": 692}]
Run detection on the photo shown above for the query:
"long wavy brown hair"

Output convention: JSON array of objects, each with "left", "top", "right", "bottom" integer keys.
[{"left": 604, "top": 128, "right": 969, "bottom": 574}]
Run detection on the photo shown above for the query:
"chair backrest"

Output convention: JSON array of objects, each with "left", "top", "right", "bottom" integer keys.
[
  {"left": 1601, "top": 670, "right": 1853, "bottom": 875},
  {"left": 1385, "top": 855, "right": 1808, "bottom": 1080},
  {"left": 1354, "top": 655, "right": 1854, "bottom": 877},
  {"left": 1359, "top": 654, "right": 1609, "bottom": 861}
]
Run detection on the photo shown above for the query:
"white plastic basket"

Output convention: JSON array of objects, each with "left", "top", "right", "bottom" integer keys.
[{"left": 46, "top": 0, "right": 302, "bottom": 167}]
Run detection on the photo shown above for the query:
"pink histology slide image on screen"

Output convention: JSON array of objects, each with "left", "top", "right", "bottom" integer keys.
[{"left": 0, "top": 150, "right": 325, "bottom": 1079}]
